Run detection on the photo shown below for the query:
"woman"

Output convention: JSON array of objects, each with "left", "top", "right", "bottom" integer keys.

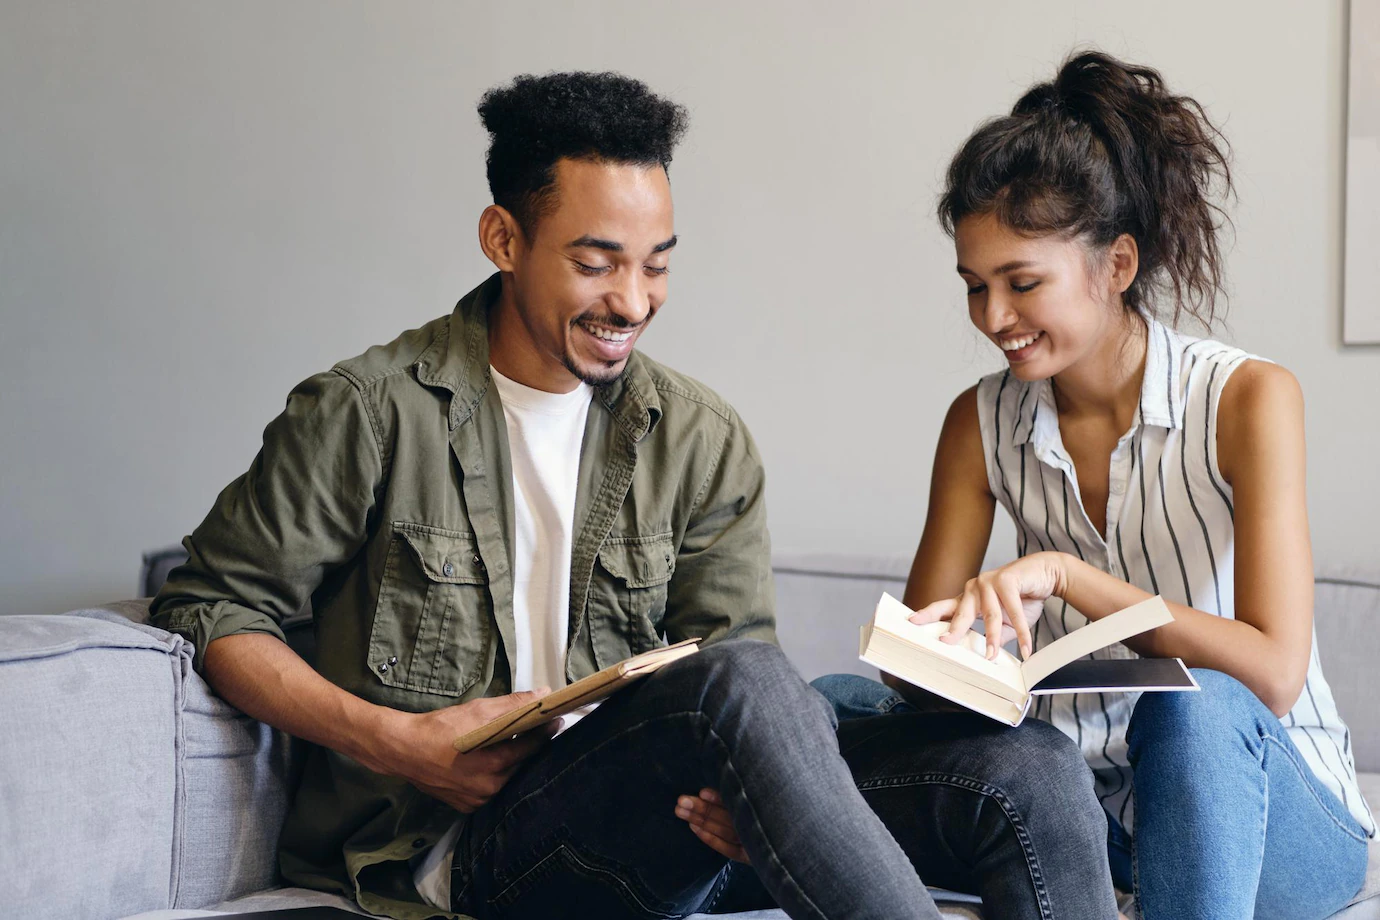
[{"left": 818, "top": 50, "right": 1372, "bottom": 919}]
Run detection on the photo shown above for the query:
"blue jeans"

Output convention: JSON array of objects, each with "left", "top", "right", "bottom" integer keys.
[
  {"left": 451, "top": 640, "right": 942, "bottom": 919},
  {"left": 1124, "top": 669, "right": 1369, "bottom": 920},
  {"left": 802, "top": 673, "right": 1118, "bottom": 919}
]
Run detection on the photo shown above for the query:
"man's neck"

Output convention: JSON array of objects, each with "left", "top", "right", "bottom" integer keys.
[{"left": 487, "top": 285, "right": 583, "bottom": 394}]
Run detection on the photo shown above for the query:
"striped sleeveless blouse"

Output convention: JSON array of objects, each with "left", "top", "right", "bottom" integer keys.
[{"left": 974, "top": 316, "right": 1375, "bottom": 836}]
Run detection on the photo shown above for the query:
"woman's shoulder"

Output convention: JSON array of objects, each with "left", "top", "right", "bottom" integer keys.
[
  {"left": 1175, "top": 332, "right": 1290, "bottom": 399},
  {"left": 1217, "top": 359, "right": 1302, "bottom": 427}
]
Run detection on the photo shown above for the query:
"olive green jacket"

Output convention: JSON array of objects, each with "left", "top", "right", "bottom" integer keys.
[{"left": 150, "top": 274, "right": 776, "bottom": 919}]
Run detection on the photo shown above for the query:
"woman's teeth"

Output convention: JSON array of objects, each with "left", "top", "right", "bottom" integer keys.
[
  {"left": 1000, "top": 332, "right": 1042, "bottom": 352},
  {"left": 583, "top": 324, "right": 633, "bottom": 343}
]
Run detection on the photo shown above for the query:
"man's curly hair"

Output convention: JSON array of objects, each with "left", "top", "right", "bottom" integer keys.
[{"left": 478, "top": 72, "right": 689, "bottom": 237}]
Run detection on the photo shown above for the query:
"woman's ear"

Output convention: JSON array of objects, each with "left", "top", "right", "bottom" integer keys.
[
  {"left": 1108, "top": 233, "right": 1140, "bottom": 296},
  {"left": 478, "top": 205, "right": 526, "bottom": 273}
]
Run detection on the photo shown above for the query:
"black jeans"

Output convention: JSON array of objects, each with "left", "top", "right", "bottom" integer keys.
[
  {"left": 452, "top": 640, "right": 941, "bottom": 920},
  {"left": 767, "top": 673, "right": 1118, "bottom": 920}
]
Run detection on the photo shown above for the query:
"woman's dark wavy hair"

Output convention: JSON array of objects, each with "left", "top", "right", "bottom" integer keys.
[
  {"left": 938, "top": 51, "right": 1234, "bottom": 329},
  {"left": 478, "top": 71, "right": 689, "bottom": 238}
]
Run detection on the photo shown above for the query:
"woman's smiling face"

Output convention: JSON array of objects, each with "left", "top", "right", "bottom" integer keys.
[{"left": 954, "top": 212, "right": 1132, "bottom": 382}]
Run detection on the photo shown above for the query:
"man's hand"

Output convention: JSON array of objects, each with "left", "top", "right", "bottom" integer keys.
[
  {"left": 377, "top": 689, "right": 558, "bottom": 814},
  {"left": 675, "top": 787, "right": 749, "bottom": 864}
]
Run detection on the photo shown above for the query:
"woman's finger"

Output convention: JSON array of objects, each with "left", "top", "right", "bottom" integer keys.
[
  {"left": 978, "top": 580, "right": 1005, "bottom": 660},
  {"left": 995, "top": 575, "right": 1034, "bottom": 659},
  {"left": 942, "top": 588, "right": 979, "bottom": 644},
  {"left": 909, "top": 596, "right": 958, "bottom": 624}
]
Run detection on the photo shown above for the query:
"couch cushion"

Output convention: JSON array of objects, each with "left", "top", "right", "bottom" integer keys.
[
  {"left": 1314, "top": 570, "right": 1380, "bottom": 774},
  {"left": 0, "top": 613, "right": 185, "bottom": 920},
  {"left": 84, "top": 601, "right": 299, "bottom": 909},
  {"left": 1347, "top": 773, "right": 1380, "bottom": 913},
  {"left": 115, "top": 886, "right": 981, "bottom": 919}
]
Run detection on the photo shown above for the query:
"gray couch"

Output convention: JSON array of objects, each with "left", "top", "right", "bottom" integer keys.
[{"left": 1, "top": 552, "right": 1375, "bottom": 920}]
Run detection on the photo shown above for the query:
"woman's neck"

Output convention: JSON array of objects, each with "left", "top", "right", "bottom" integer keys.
[{"left": 1050, "top": 312, "right": 1149, "bottom": 434}]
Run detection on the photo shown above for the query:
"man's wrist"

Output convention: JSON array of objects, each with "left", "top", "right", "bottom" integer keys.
[{"left": 349, "top": 703, "right": 413, "bottom": 778}]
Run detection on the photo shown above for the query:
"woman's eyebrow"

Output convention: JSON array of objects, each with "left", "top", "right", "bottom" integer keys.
[{"left": 956, "top": 259, "right": 1038, "bottom": 276}]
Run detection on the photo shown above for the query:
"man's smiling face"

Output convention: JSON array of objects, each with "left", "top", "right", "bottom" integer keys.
[{"left": 485, "top": 157, "right": 676, "bottom": 392}]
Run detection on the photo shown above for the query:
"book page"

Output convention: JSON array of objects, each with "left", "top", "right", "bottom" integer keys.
[
  {"left": 1019, "top": 596, "right": 1174, "bottom": 689},
  {"left": 860, "top": 626, "right": 1029, "bottom": 726},
  {"left": 871, "top": 593, "right": 1025, "bottom": 694}
]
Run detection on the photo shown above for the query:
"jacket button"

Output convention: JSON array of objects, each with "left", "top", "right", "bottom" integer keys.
[
  {"left": 377, "top": 662, "right": 390, "bottom": 674},
  {"left": 473, "top": 554, "right": 482, "bottom": 566},
  {"left": 442, "top": 561, "right": 455, "bottom": 577},
  {"left": 388, "top": 656, "right": 398, "bottom": 666},
  {"left": 412, "top": 837, "right": 427, "bottom": 849}
]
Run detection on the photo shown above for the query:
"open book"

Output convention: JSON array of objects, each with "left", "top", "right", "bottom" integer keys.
[
  {"left": 452, "top": 639, "right": 700, "bottom": 753},
  {"left": 859, "top": 593, "right": 1197, "bottom": 726}
]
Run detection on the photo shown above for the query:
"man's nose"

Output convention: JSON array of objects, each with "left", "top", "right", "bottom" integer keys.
[{"left": 605, "top": 271, "right": 651, "bottom": 326}]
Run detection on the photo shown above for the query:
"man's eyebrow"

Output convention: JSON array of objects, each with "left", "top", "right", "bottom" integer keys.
[
  {"left": 568, "top": 235, "right": 622, "bottom": 252},
  {"left": 955, "top": 260, "right": 1038, "bottom": 276},
  {"left": 566, "top": 235, "right": 678, "bottom": 254}
]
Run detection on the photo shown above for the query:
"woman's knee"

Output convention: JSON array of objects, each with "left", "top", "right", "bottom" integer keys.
[
  {"left": 809, "top": 673, "right": 903, "bottom": 721},
  {"left": 1127, "top": 668, "right": 1262, "bottom": 760}
]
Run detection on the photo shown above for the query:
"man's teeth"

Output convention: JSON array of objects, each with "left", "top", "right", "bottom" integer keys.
[
  {"left": 584, "top": 325, "right": 633, "bottom": 343},
  {"left": 1000, "top": 332, "right": 1042, "bottom": 352}
]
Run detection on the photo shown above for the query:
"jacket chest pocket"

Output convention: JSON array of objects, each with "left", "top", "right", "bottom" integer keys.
[
  {"left": 589, "top": 533, "right": 676, "bottom": 668},
  {"left": 368, "top": 522, "right": 492, "bottom": 698}
]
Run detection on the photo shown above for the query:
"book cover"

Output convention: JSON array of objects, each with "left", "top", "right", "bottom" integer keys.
[{"left": 453, "top": 639, "right": 700, "bottom": 753}]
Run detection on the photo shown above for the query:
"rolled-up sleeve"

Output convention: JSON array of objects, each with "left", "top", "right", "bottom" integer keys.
[
  {"left": 663, "top": 408, "right": 777, "bottom": 647},
  {"left": 150, "top": 370, "right": 383, "bottom": 672}
]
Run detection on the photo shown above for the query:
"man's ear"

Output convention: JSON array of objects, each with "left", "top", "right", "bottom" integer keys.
[
  {"left": 479, "top": 205, "right": 526, "bottom": 272},
  {"left": 1108, "top": 233, "right": 1140, "bottom": 296}
]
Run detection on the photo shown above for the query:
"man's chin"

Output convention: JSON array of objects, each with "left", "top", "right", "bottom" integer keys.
[{"left": 563, "top": 354, "right": 629, "bottom": 388}]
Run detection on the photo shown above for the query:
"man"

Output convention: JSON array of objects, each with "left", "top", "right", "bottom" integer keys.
[{"left": 153, "top": 72, "right": 1113, "bottom": 920}]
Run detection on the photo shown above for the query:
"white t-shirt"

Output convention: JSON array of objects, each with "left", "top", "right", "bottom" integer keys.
[{"left": 412, "top": 365, "right": 593, "bottom": 909}]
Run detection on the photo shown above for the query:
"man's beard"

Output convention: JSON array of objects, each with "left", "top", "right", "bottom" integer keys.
[
  {"left": 563, "top": 313, "right": 639, "bottom": 387},
  {"left": 561, "top": 350, "right": 627, "bottom": 388}
]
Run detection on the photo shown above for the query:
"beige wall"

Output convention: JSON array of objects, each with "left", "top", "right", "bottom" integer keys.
[{"left": 0, "top": 1, "right": 1370, "bottom": 615}]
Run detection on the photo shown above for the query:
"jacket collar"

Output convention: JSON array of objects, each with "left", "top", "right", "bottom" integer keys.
[{"left": 414, "top": 273, "right": 662, "bottom": 438}]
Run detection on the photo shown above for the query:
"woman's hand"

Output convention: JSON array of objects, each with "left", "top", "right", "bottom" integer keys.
[{"left": 909, "top": 552, "right": 1070, "bottom": 660}]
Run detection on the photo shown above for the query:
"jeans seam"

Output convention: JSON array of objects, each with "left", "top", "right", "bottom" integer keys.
[
  {"left": 1129, "top": 832, "right": 1143, "bottom": 920},
  {"left": 695, "top": 864, "right": 739, "bottom": 914},
  {"left": 700, "top": 721, "right": 830, "bottom": 920},
  {"left": 489, "top": 842, "right": 682, "bottom": 918},
  {"left": 1260, "top": 735, "right": 1369, "bottom": 843},
  {"left": 856, "top": 772, "right": 1055, "bottom": 920},
  {"left": 464, "top": 708, "right": 831, "bottom": 920}
]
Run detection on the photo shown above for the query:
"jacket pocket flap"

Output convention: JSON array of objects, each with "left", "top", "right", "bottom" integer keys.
[
  {"left": 394, "top": 522, "right": 488, "bottom": 585},
  {"left": 598, "top": 534, "right": 676, "bottom": 588}
]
